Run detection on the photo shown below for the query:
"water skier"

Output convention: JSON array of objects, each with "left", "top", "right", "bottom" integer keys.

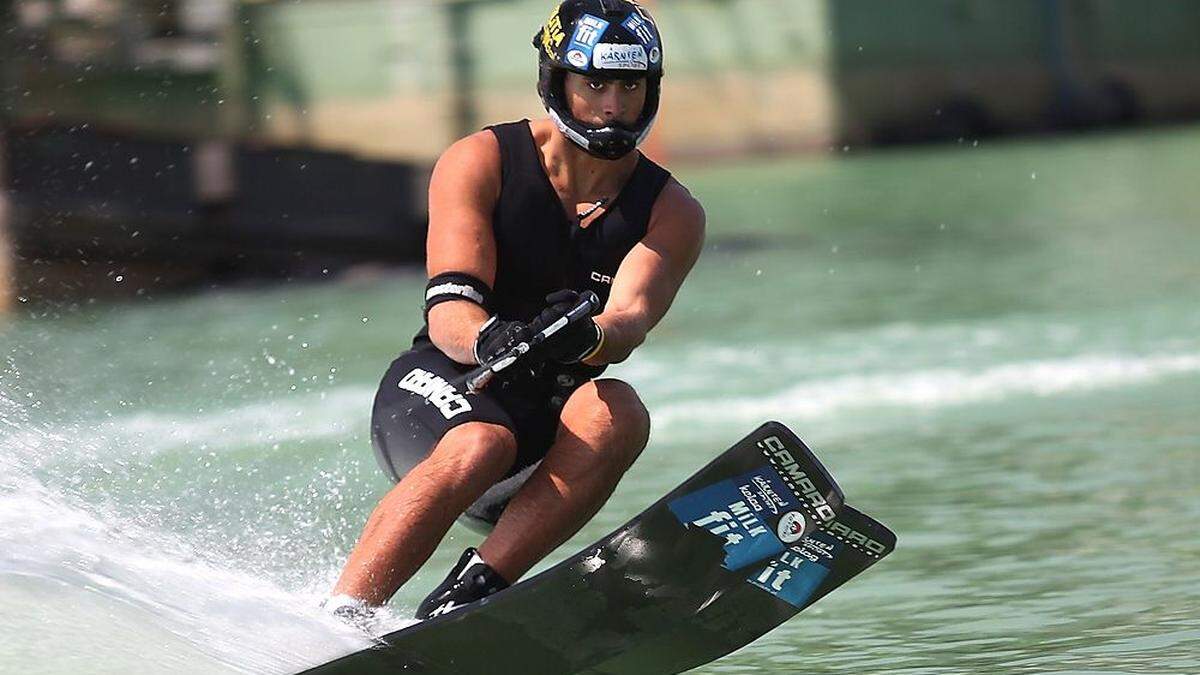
[{"left": 327, "top": 0, "right": 705, "bottom": 620}]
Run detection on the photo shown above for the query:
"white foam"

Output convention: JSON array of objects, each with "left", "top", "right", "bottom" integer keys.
[
  {"left": 0, "top": 378, "right": 408, "bottom": 673},
  {"left": 0, "top": 455, "right": 400, "bottom": 674},
  {"left": 651, "top": 351, "right": 1200, "bottom": 429}
]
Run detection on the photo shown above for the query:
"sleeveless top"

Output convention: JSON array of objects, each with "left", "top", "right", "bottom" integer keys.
[{"left": 418, "top": 119, "right": 671, "bottom": 396}]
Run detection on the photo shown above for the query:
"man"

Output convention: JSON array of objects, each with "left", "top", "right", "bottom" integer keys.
[{"left": 328, "top": 0, "right": 704, "bottom": 620}]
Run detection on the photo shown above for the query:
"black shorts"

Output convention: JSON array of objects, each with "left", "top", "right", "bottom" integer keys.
[{"left": 370, "top": 342, "right": 579, "bottom": 529}]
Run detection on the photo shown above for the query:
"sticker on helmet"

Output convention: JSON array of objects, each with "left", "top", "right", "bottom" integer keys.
[
  {"left": 565, "top": 14, "right": 609, "bottom": 72},
  {"left": 540, "top": 10, "right": 566, "bottom": 59},
  {"left": 566, "top": 49, "right": 589, "bottom": 69},
  {"left": 622, "top": 13, "right": 656, "bottom": 46},
  {"left": 630, "top": 2, "right": 655, "bottom": 24},
  {"left": 648, "top": 46, "right": 660, "bottom": 64},
  {"left": 571, "top": 14, "right": 609, "bottom": 49},
  {"left": 593, "top": 43, "right": 647, "bottom": 71}
]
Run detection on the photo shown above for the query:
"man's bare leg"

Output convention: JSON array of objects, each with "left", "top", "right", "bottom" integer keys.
[
  {"left": 333, "top": 422, "right": 516, "bottom": 605},
  {"left": 479, "top": 379, "right": 650, "bottom": 583}
]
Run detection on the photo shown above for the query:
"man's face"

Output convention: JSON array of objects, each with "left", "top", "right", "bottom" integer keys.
[{"left": 563, "top": 72, "right": 647, "bottom": 127}]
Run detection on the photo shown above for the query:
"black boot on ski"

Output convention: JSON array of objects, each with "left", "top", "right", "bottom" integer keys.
[{"left": 415, "top": 547, "right": 510, "bottom": 619}]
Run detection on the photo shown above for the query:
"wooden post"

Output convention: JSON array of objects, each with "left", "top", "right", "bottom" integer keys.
[
  {"left": 638, "top": 0, "right": 668, "bottom": 164},
  {"left": 0, "top": 0, "right": 13, "bottom": 314},
  {"left": 447, "top": 0, "right": 478, "bottom": 141},
  {"left": 0, "top": 126, "right": 10, "bottom": 314}
]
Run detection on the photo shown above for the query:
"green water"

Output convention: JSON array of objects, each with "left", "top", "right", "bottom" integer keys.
[{"left": 2, "top": 127, "right": 1198, "bottom": 673}]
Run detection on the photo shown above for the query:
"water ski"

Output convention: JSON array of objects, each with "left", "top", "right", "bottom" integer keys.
[{"left": 300, "top": 421, "right": 894, "bottom": 675}]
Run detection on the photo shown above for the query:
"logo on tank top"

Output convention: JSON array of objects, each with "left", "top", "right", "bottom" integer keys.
[
  {"left": 398, "top": 368, "right": 472, "bottom": 420},
  {"left": 590, "top": 271, "right": 613, "bottom": 285}
]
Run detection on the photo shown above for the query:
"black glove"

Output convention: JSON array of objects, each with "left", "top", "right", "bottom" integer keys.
[
  {"left": 472, "top": 316, "right": 534, "bottom": 365},
  {"left": 529, "top": 289, "right": 603, "bottom": 364}
]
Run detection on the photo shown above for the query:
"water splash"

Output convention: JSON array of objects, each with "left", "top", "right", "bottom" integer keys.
[{"left": 0, "top": 365, "right": 399, "bottom": 674}]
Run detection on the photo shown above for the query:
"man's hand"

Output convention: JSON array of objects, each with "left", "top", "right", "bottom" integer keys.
[
  {"left": 471, "top": 290, "right": 601, "bottom": 368},
  {"left": 529, "top": 290, "right": 603, "bottom": 364},
  {"left": 473, "top": 317, "right": 535, "bottom": 365}
]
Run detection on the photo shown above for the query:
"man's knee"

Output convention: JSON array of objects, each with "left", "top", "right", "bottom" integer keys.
[
  {"left": 561, "top": 379, "right": 650, "bottom": 470},
  {"left": 428, "top": 422, "right": 518, "bottom": 482}
]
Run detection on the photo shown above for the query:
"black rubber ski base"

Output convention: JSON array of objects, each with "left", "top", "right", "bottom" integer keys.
[{"left": 299, "top": 422, "right": 892, "bottom": 675}]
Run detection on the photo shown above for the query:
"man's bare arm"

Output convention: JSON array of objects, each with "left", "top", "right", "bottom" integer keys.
[
  {"left": 425, "top": 132, "right": 502, "bottom": 364},
  {"left": 586, "top": 179, "right": 706, "bottom": 365}
]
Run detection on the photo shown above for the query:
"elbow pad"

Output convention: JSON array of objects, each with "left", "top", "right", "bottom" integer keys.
[{"left": 424, "top": 272, "right": 492, "bottom": 321}]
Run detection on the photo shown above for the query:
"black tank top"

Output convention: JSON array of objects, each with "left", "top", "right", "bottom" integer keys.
[
  {"left": 488, "top": 119, "right": 671, "bottom": 321},
  {"left": 417, "top": 119, "right": 671, "bottom": 391}
]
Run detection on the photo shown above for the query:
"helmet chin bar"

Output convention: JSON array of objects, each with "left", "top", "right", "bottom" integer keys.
[{"left": 545, "top": 99, "right": 658, "bottom": 161}]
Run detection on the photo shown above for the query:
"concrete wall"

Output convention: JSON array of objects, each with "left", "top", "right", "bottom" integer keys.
[
  {"left": 7, "top": 0, "right": 1200, "bottom": 160},
  {"left": 4, "top": 0, "right": 225, "bottom": 138},
  {"left": 239, "top": 0, "right": 839, "bottom": 160},
  {"left": 829, "top": 0, "right": 1200, "bottom": 143},
  {"left": 829, "top": 1, "right": 1051, "bottom": 142},
  {"left": 1068, "top": 0, "right": 1200, "bottom": 119},
  {"left": 238, "top": 0, "right": 1200, "bottom": 159},
  {"left": 239, "top": 0, "right": 458, "bottom": 158}
]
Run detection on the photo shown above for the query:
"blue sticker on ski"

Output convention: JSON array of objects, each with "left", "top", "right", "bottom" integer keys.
[
  {"left": 746, "top": 532, "right": 839, "bottom": 607},
  {"left": 668, "top": 466, "right": 795, "bottom": 570}
]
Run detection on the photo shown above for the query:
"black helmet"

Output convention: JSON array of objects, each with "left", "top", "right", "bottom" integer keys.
[{"left": 532, "top": 0, "right": 664, "bottom": 160}]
